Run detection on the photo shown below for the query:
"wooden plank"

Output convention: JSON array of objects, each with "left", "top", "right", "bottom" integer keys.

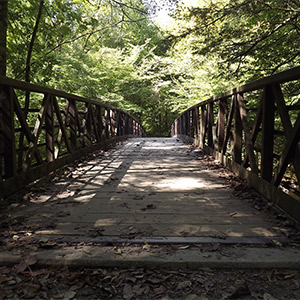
[
  {"left": 233, "top": 95, "right": 242, "bottom": 164},
  {"left": 200, "top": 105, "right": 207, "bottom": 148},
  {"left": 76, "top": 104, "right": 86, "bottom": 148},
  {"left": 194, "top": 106, "right": 200, "bottom": 140},
  {"left": 67, "top": 99, "right": 77, "bottom": 150},
  {"left": 218, "top": 99, "right": 227, "bottom": 152},
  {"left": 237, "top": 93, "right": 258, "bottom": 174},
  {"left": 222, "top": 97, "right": 234, "bottom": 155},
  {"left": 273, "top": 114, "right": 300, "bottom": 186},
  {"left": 272, "top": 84, "right": 300, "bottom": 185},
  {"left": 45, "top": 95, "right": 54, "bottom": 162},
  {"left": 105, "top": 108, "right": 110, "bottom": 139},
  {"left": 261, "top": 85, "right": 275, "bottom": 181},
  {"left": 110, "top": 109, "right": 116, "bottom": 137},
  {"left": 95, "top": 106, "right": 104, "bottom": 140},
  {"left": 207, "top": 102, "right": 214, "bottom": 148},
  {"left": 203, "top": 145, "right": 300, "bottom": 224},
  {"left": 90, "top": 105, "right": 100, "bottom": 142},
  {"left": 84, "top": 103, "right": 92, "bottom": 145}
]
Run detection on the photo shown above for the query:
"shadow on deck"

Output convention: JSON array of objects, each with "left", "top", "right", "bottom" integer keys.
[{"left": 1, "top": 137, "right": 300, "bottom": 268}]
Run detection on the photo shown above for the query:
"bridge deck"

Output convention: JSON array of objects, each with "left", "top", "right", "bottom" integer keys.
[{"left": 2, "top": 137, "right": 285, "bottom": 243}]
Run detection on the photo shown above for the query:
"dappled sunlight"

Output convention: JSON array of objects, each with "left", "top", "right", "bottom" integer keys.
[
  {"left": 6, "top": 138, "right": 281, "bottom": 241},
  {"left": 157, "top": 177, "right": 206, "bottom": 190},
  {"left": 73, "top": 193, "right": 97, "bottom": 203}
]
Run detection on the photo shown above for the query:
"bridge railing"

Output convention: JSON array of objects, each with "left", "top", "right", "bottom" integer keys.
[
  {"left": 172, "top": 66, "right": 300, "bottom": 222},
  {"left": 0, "top": 77, "right": 144, "bottom": 198}
]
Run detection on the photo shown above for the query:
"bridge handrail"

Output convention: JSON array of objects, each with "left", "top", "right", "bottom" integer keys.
[
  {"left": 0, "top": 77, "right": 144, "bottom": 198},
  {"left": 172, "top": 66, "right": 300, "bottom": 222}
]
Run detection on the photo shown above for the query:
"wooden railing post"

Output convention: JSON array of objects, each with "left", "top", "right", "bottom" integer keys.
[
  {"left": 194, "top": 106, "right": 200, "bottom": 143},
  {"left": 67, "top": 99, "right": 77, "bottom": 151},
  {"left": 105, "top": 108, "right": 110, "bottom": 139},
  {"left": 233, "top": 95, "right": 242, "bottom": 164},
  {"left": 0, "top": 86, "right": 16, "bottom": 179},
  {"left": 45, "top": 95, "right": 54, "bottom": 162},
  {"left": 261, "top": 85, "right": 275, "bottom": 181},
  {"left": 218, "top": 99, "right": 227, "bottom": 152},
  {"left": 207, "top": 102, "right": 214, "bottom": 148},
  {"left": 200, "top": 105, "right": 207, "bottom": 148}
]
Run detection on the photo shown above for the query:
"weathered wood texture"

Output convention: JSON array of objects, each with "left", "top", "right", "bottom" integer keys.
[
  {"left": 0, "top": 77, "right": 144, "bottom": 198},
  {"left": 172, "top": 66, "right": 300, "bottom": 223}
]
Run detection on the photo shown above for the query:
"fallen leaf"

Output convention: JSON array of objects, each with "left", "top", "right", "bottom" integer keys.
[
  {"left": 178, "top": 245, "right": 190, "bottom": 250},
  {"left": 179, "top": 295, "right": 203, "bottom": 300},
  {"left": 132, "top": 284, "right": 146, "bottom": 295},
  {"left": 228, "top": 282, "right": 251, "bottom": 299},
  {"left": 153, "top": 286, "right": 166, "bottom": 295},
  {"left": 23, "top": 283, "right": 40, "bottom": 299},
  {"left": 272, "top": 240, "right": 282, "bottom": 247},
  {"left": 141, "top": 204, "right": 157, "bottom": 211},
  {"left": 62, "top": 290, "right": 77, "bottom": 300},
  {"left": 177, "top": 280, "right": 192, "bottom": 290},
  {"left": 263, "top": 293, "right": 278, "bottom": 300},
  {"left": 294, "top": 291, "right": 300, "bottom": 300},
  {"left": 123, "top": 284, "right": 134, "bottom": 300},
  {"left": 0, "top": 276, "right": 13, "bottom": 284}
]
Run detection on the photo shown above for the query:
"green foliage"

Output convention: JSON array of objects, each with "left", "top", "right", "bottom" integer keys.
[{"left": 5, "top": 0, "right": 300, "bottom": 136}]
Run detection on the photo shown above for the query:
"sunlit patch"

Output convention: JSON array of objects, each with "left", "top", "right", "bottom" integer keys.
[
  {"left": 73, "top": 193, "right": 96, "bottom": 203},
  {"left": 94, "top": 218, "right": 117, "bottom": 226},
  {"left": 30, "top": 195, "right": 51, "bottom": 203},
  {"left": 157, "top": 177, "right": 205, "bottom": 190},
  {"left": 142, "top": 146, "right": 178, "bottom": 150},
  {"left": 252, "top": 227, "right": 277, "bottom": 237}
]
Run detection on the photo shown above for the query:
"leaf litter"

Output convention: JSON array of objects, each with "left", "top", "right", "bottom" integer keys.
[{"left": 0, "top": 264, "right": 300, "bottom": 299}]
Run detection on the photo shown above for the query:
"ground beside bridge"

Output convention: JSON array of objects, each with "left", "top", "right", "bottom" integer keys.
[{"left": 1, "top": 137, "right": 300, "bottom": 299}]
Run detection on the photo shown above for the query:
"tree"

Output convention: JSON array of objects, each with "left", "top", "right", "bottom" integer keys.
[{"left": 0, "top": 0, "right": 8, "bottom": 76}]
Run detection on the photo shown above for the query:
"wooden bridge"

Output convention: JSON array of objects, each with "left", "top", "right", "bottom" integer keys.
[{"left": 1, "top": 67, "right": 300, "bottom": 268}]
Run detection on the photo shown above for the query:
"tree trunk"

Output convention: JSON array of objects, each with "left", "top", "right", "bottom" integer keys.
[
  {"left": 25, "top": 0, "right": 44, "bottom": 83},
  {"left": 0, "top": 0, "right": 8, "bottom": 76}
]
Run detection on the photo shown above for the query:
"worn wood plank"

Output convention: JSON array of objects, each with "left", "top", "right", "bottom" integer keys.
[
  {"left": 200, "top": 105, "right": 207, "bottom": 148},
  {"left": 218, "top": 99, "right": 227, "bottom": 152},
  {"left": 45, "top": 95, "right": 54, "bottom": 162},
  {"left": 261, "top": 85, "right": 275, "bottom": 181},
  {"left": 233, "top": 95, "right": 242, "bottom": 164},
  {"left": 222, "top": 97, "right": 234, "bottom": 155},
  {"left": 67, "top": 99, "right": 77, "bottom": 151},
  {"left": 207, "top": 102, "right": 214, "bottom": 148}
]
